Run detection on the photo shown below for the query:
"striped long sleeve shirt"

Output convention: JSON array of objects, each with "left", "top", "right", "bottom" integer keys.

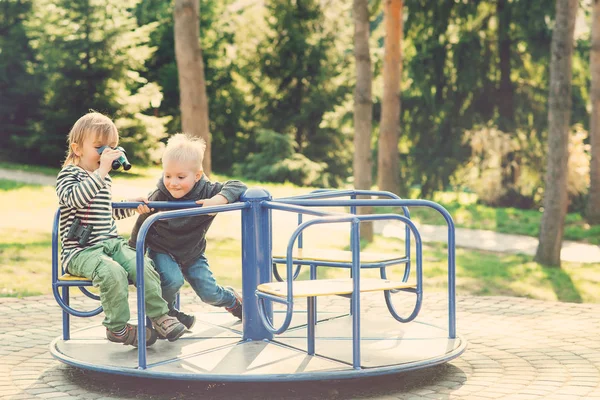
[{"left": 56, "top": 165, "right": 135, "bottom": 270}]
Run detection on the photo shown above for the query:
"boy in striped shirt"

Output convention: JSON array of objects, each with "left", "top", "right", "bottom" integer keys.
[{"left": 56, "top": 112, "right": 185, "bottom": 347}]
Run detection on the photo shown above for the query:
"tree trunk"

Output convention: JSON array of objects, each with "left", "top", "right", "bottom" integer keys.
[
  {"left": 353, "top": 0, "right": 373, "bottom": 242},
  {"left": 497, "top": 0, "right": 519, "bottom": 200},
  {"left": 535, "top": 0, "right": 578, "bottom": 267},
  {"left": 377, "top": 0, "right": 403, "bottom": 196},
  {"left": 586, "top": 0, "right": 600, "bottom": 224},
  {"left": 174, "top": 0, "right": 211, "bottom": 175},
  {"left": 497, "top": 0, "right": 515, "bottom": 132}
]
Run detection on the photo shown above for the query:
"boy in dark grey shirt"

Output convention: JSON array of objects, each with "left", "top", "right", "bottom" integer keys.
[{"left": 130, "top": 134, "right": 247, "bottom": 330}]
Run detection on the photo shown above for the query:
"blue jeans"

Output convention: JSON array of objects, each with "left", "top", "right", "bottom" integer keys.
[{"left": 148, "top": 249, "right": 236, "bottom": 310}]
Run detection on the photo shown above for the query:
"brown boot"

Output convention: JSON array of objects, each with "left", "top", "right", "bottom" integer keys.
[
  {"left": 106, "top": 324, "right": 157, "bottom": 347},
  {"left": 151, "top": 314, "right": 186, "bottom": 341}
]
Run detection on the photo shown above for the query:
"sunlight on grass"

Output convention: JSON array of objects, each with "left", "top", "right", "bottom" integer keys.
[
  {"left": 0, "top": 162, "right": 59, "bottom": 176},
  {"left": 1, "top": 221, "right": 599, "bottom": 302},
  {"left": 375, "top": 191, "right": 599, "bottom": 245},
  {"left": 331, "top": 236, "right": 599, "bottom": 303},
  {"left": 0, "top": 165, "right": 598, "bottom": 303}
]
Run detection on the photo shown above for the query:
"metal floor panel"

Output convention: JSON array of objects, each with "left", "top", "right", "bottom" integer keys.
[{"left": 50, "top": 311, "right": 466, "bottom": 381}]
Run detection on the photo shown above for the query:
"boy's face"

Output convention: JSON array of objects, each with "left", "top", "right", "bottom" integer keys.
[
  {"left": 72, "top": 134, "right": 117, "bottom": 173},
  {"left": 162, "top": 160, "right": 202, "bottom": 199}
]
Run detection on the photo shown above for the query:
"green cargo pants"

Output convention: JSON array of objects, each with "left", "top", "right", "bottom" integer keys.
[{"left": 67, "top": 237, "right": 169, "bottom": 331}]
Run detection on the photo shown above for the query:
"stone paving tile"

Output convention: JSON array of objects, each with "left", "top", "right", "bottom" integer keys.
[{"left": 1, "top": 292, "right": 600, "bottom": 400}]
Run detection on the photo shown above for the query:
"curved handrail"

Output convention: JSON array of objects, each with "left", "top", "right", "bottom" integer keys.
[
  {"left": 51, "top": 202, "right": 200, "bottom": 317},
  {"left": 51, "top": 208, "right": 103, "bottom": 318},
  {"left": 134, "top": 202, "right": 250, "bottom": 369},
  {"left": 255, "top": 202, "right": 340, "bottom": 333},
  {"left": 115, "top": 201, "right": 199, "bottom": 209},
  {"left": 78, "top": 287, "right": 101, "bottom": 301},
  {"left": 276, "top": 189, "right": 411, "bottom": 218},
  {"left": 272, "top": 264, "right": 302, "bottom": 282},
  {"left": 275, "top": 189, "right": 412, "bottom": 284},
  {"left": 268, "top": 201, "right": 342, "bottom": 283},
  {"left": 272, "top": 197, "right": 456, "bottom": 338},
  {"left": 255, "top": 206, "right": 423, "bottom": 334}
]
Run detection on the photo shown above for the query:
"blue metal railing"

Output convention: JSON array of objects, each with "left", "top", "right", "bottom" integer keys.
[
  {"left": 255, "top": 206, "right": 424, "bottom": 370},
  {"left": 51, "top": 201, "right": 206, "bottom": 340},
  {"left": 133, "top": 202, "right": 249, "bottom": 368},
  {"left": 272, "top": 189, "right": 412, "bottom": 285},
  {"left": 273, "top": 197, "right": 456, "bottom": 339},
  {"left": 51, "top": 189, "right": 457, "bottom": 372}
]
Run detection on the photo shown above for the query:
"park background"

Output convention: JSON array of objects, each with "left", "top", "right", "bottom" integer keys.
[{"left": 0, "top": 0, "right": 599, "bottom": 303}]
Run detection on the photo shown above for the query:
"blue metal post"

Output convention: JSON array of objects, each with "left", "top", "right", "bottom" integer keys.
[
  {"left": 307, "top": 264, "right": 317, "bottom": 355},
  {"left": 241, "top": 188, "right": 273, "bottom": 341},
  {"left": 62, "top": 286, "right": 70, "bottom": 340},
  {"left": 350, "top": 220, "right": 361, "bottom": 369},
  {"left": 349, "top": 194, "right": 357, "bottom": 316}
]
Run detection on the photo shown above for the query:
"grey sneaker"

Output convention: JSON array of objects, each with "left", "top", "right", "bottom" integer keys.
[
  {"left": 151, "top": 314, "right": 186, "bottom": 341},
  {"left": 106, "top": 324, "right": 157, "bottom": 347},
  {"left": 225, "top": 286, "right": 243, "bottom": 320}
]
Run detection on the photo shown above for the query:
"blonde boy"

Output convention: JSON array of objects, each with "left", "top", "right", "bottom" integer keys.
[{"left": 130, "top": 134, "right": 247, "bottom": 328}]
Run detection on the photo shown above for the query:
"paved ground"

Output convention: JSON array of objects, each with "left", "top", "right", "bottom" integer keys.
[
  {"left": 2, "top": 168, "right": 600, "bottom": 398},
  {"left": 1, "top": 291, "right": 599, "bottom": 400}
]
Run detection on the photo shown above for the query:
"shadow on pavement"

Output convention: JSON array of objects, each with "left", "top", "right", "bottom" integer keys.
[{"left": 58, "top": 363, "right": 466, "bottom": 399}]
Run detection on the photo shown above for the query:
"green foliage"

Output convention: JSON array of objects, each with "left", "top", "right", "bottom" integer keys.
[
  {"left": 0, "top": 0, "right": 43, "bottom": 160},
  {"left": 135, "top": 0, "right": 249, "bottom": 172},
  {"left": 15, "top": 0, "right": 168, "bottom": 167},
  {"left": 233, "top": 129, "right": 327, "bottom": 186},
  {"left": 0, "top": 0, "right": 595, "bottom": 212},
  {"left": 249, "top": 0, "right": 354, "bottom": 185},
  {"left": 456, "top": 124, "right": 590, "bottom": 211},
  {"left": 398, "top": 0, "right": 589, "bottom": 203}
]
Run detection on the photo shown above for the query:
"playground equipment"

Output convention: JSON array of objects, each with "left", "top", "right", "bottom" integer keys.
[{"left": 50, "top": 188, "right": 466, "bottom": 381}]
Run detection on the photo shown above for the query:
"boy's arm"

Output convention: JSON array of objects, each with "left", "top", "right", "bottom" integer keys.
[
  {"left": 212, "top": 180, "right": 248, "bottom": 204},
  {"left": 56, "top": 168, "right": 106, "bottom": 209},
  {"left": 112, "top": 201, "right": 136, "bottom": 220},
  {"left": 196, "top": 180, "right": 247, "bottom": 207}
]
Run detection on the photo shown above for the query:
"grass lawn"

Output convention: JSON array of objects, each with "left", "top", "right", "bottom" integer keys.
[
  {"left": 1, "top": 211, "right": 598, "bottom": 303},
  {"left": 0, "top": 162, "right": 60, "bottom": 176},
  {"left": 375, "top": 190, "right": 600, "bottom": 245},
  {"left": 2, "top": 160, "right": 598, "bottom": 243},
  {"left": 0, "top": 162, "right": 598, "bottom": 303}
]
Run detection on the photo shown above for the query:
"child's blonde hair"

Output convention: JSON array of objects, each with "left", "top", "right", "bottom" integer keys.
[
  {"left": 63, "top": 111, "right": 119, "bottom": 167},
  {"left": 162, "top": 133, "right": 206, "bottom": 172}
]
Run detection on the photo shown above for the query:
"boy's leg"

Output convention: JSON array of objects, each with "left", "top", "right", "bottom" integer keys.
[
  {"left": 67, "top": 244, "right": 130, "bottom": 331},
  {"left": 147, "top": 249, "right": 195, "bottom": 329},
  {"left": 147, "top": 249, "right": 185, "bottom": 310},
  {"left": 184, "top": 254, "right": 236, "bottom": 308},
  {"left": 109, "top": 240, "right": 169, "bottom": 319},
  {"left": 111, "top": 240, "right": 185, "bottom": 341}
]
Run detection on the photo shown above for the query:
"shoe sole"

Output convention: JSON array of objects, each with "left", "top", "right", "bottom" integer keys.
[
  {"left": 166, "top": 324, "right": 186, "bottom": 342},
  {"left": 184, "top": 317, "right": 196, "bottom": 330},
  {"left": 146, "top": 328, "right": 158, "bottom": 346}
]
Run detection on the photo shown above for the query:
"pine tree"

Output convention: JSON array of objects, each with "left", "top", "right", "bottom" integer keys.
[
  {"left": 254, "top": 0, "right": 353, "bottom": 184},
  {"left": 23, "top": 0, "right": 167, "bottom": 166},
  {"left": 0, "top": 0, "right": 43, "bottom": 160}
]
